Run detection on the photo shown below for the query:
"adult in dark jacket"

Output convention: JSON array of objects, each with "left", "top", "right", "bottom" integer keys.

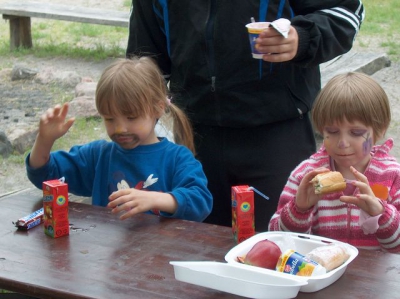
[{"left": 126, "top": 0, "right": 365, "bottom": 232}]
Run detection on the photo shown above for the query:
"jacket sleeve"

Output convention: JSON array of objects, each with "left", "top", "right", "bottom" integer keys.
[
  {"left": 289, "top": 0, "right": 365, "bottom": 66},
  {"left": 376, "top": 175, "right": 400, "bottom": 253},
  {"left": 160, "top": 147, "right": 212, "bottom": 222},
  {"left": 25, "top": 142, "right": 102, "bottom": 197},
  {"left": 126, "top": 0, "right": 171, "bottom": 78},
  {"left": 268, "top": 167, "right": 314, "bottom": 233}
]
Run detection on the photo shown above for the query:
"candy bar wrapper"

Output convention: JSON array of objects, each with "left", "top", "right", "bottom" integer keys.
[
  {"left": 232, "top": 185, "right": 255, "bottom": 244},
  {"left": 14, "top": 208, "right": 44, "bottom": 230},
  {"left": 269, "top": 18, "right": 291, "bottom": 38}
]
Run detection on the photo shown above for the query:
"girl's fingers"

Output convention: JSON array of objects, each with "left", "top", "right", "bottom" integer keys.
[
  {"left": 44, "top": 108, "right": 54, "bottom": 120},
  {"left": 350, "top": 179, "right": 374, "bottom": 198},
  {"left": 51, "top": 105, "right": 62, "bottom": 117},
  {"left": 60, "top": 103, "right": 70, "bottom": 118},
  {"left": 340, "top": 195, "right": 357, "bottom": 205},
  {"left": 349, "top": 166, "right": 374, "bottom": 195},
  {"left": 305, "top": 168, "right": 330, "bottom": 184},
  {"left": 111, "top": 202, "right": 139, "bottom": 220},
  {"left": 42, "top": 104, "right": 66, "bottom": 122},
  {"left": 64, "top": 118, "right": 75, "bottom": 131},
  {"left": 109, "top": 189, "right": 129, "bottom": 200},
  {"left": 340, "top": 195, "right": 367, "bottom": 208},
  {"left": 350, "top": 166, "right": 368, "bottom": 183},
  {"left": 108, "top": 190, "right": 134, "bottom": 209}
]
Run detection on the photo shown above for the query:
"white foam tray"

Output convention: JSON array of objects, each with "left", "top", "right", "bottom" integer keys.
[
  {"left": 170, "top": 261, "right": 307, "bottom": 299},
  {"left": 225, "top": 231, "right": 359, "bottom": 293}
]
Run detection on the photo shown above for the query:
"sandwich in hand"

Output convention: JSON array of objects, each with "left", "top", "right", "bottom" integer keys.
[{"left": 311, "top": 171, "right": 346, "bottom": 195}]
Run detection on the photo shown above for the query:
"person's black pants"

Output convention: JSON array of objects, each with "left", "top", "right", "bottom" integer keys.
[{"left": 193, "top": 115, "right": 316, "bottom": 232}]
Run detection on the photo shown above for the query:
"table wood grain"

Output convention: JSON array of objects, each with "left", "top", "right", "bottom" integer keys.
[{"left": 1, "top": 188, "right": 399, "bottom": 299}]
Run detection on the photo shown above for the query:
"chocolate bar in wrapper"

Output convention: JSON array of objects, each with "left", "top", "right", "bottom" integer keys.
[{"left": 14, "top": 208, "right": 44, "bottom": 230}]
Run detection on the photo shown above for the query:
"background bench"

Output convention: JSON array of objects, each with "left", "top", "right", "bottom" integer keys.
[{"left": 0, "top": 2, "right": 130, "bottom": 50}]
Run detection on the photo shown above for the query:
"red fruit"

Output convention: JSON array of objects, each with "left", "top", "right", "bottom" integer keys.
[{"left": 243, "top": 239, "right": 282, "bottom": 270}]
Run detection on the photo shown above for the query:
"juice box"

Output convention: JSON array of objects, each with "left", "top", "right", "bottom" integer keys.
[
  {"left": 43, "top": 179, "right": 69, "bottom": 238},
  {"left": 232, "top": 185, "right": 255, "bottom": 244}
]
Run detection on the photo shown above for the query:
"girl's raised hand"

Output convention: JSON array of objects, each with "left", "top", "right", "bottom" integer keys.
[
  {"left": 340, "top": 166, "right": 384, "bottom": 216},
  {"left": 39, "top": 103, "right": 75, "bottom": 142},
  {"left": 295, "top": 167, "right": 330, "bottom": 211},
  {"left": 29, "top": 103, "right": 75, "bottom": 169}
]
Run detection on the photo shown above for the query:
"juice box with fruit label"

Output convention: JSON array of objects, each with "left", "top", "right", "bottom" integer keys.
[
  {"left": 232, "top": 185, "right": 255, "bottom": 244},
  {"left": 43, "top": 179, "right": 69, "bottom": 238}
]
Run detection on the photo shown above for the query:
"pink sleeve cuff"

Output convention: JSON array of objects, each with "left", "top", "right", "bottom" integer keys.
[{"left": 359, "top": 199, "right": 384, "bottom": 235}]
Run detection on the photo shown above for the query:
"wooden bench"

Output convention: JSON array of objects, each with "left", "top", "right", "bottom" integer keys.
[{"left": 0, "top": 2, "right": 130, "bottom": 50}]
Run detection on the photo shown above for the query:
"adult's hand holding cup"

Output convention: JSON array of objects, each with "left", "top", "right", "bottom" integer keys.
[
  {"left": 245, "top": 22, "right": 271, "bottom": 59},
  {"left": 245, "top": 18, "right": 291, "bottom": 59}
]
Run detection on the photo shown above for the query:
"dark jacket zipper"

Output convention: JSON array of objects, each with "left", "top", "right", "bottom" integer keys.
[{"left": 205, "top": 0, "right": 217, "bottom": 92}]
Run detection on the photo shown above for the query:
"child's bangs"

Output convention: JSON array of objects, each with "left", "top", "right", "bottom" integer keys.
[
  {"left": 96, "top": 72, "right": 151, "bottom": 117},
  {"left": 324, "top": 95, "right": 365, "bottom": 125},
  {"left": 313, "top": 85, "right": 368, "bottom": 132},
  {"left": 97, "top": 90, "right": 143, "bottom": 117}
]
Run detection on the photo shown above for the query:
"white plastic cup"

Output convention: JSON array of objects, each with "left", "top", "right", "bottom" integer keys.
[{"left": 245, "top": 22, "right": 270, "bottom": 59}]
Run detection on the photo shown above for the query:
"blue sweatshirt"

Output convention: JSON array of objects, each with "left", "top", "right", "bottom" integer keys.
[{"left": 26, "top": 138, "right": 212, "bottom": 222}]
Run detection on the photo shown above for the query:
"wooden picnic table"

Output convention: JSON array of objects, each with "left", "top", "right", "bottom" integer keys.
[
  {"left": 0, "top": 188, "right": 399, "bottom": 299},
  {"left": 0, "top": 2, "right": 129, "bottom": 49}
]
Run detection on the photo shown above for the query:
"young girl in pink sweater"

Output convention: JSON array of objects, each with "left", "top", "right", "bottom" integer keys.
[{"left": 268, "top": 72, "right": 400, "bottom": 253}]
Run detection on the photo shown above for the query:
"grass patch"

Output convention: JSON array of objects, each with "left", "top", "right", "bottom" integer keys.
[
  {"left": 0, "top": 20, "right": 127, "bottom": 61},
  {"left": 0, "top": 290, "right": 13, "bottom": 294},
  {"left": 1, "top": 153, "right": 25, "bottom": 165},
  {"left": 356, "top": 0, "right": 399, "bottom": 61},
  {"left": 0, "top": 6, "right": 129, "bottom": 61}
]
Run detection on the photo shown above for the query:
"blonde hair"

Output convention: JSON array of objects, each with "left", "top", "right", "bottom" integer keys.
[
  {"left": 95, "top": 57, "right": 195, "bottom": 154},
  {"left": 312, "top": 72, "right": 391, "bottom": 143}
]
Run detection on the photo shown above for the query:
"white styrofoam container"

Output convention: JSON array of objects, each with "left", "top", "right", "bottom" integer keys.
[
  {"left": 225, "top": 231, "right": 359, "bottom": 293},
  {"left": 170, "top": 261, "right": 307, "bottom": 299}
]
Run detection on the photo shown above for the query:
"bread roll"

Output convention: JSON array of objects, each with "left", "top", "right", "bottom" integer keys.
[
  {"left": 311, "top": 171, "right": 346, "bottom": 194},
  {"left": 305, "top": 244, "right": 350, "bottom": 272}
]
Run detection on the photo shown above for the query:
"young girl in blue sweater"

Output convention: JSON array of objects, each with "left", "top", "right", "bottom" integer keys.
[{"left": 26, "top": 57, "right": 212, "bottom": 222}]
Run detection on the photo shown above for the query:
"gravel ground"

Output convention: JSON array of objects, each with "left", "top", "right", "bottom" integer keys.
[{"left": 0, "top": 0, "right": 399, "bottom": 197}]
